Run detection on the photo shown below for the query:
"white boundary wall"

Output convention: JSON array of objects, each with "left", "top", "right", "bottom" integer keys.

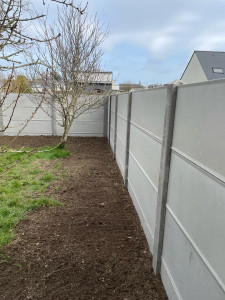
[
  {"left": 127, "top": 88, "right": 167, "bottom": 251},
  {"left": 109, "top": 95, "right": 116, "bottom": 152},
  {"left": 1, "top": 94, "right": 106, "bottom": 137},
  {"left": 108, "top": 79, "right": 225, "bottom": 300},
  {"left": 161, "top": 80, "right": 225, "bottom": 300},
  {"left": 2, "top": 82, "right": 225, "bottom": 299},
  {"left": 115, "top": 93, "right": 129, "bottom": 178}
]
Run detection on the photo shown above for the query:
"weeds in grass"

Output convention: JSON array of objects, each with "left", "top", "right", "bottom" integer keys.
[
  {"left": 0, "top": 253, "right": 10, "bottom": 264},
  {"left": 0, "top": 253, "right": 23, "bottom": 269},
  {"left": 0, "top": 145, "right": 69, "bottom": 248}
]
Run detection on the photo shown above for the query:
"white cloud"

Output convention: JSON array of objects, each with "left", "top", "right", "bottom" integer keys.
[
  {"left": 74, "top": 0, "right": 225, "bottom": 83},
  {"left": 192, "top": 34, "right": 225, "bottom": 51}
]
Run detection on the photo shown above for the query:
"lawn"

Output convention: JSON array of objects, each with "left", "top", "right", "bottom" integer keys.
[{"left": 0, "top": 145, "right": 70, "bottom": 247}]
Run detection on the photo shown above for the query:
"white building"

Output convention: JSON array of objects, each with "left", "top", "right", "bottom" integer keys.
[
  {"left": 181, "top": 51, "right": 225, "bottom": 84},
  {"left": 32, "top": 71, "right": 113, "bottom": 93}
]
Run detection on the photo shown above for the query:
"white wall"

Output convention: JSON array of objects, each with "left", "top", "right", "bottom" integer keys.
[
  {"left": 161, "top": 80, "right": 225, "bottom": 300},
  {"left": 109, "top": 95, "right": 116, "bottom": 151},
  {"left": 109, "top": 88, "right": 167, "bottom": 252},
  {"left": 181, "top": 53, "right": 207, "bottom": 84},
  {"left": 108, "top": 79, "right": 225, "bottom": 300},
  {"left": 115, "top": 93, "right": 129, "bottom": 178},
  {"left": 1, "top": 94, "right": 106, "bottom": 137}
]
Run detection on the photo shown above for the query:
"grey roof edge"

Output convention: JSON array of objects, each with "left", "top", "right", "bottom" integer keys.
[{"left": 194, "top": 50, "right": 225, "bottom": 54}]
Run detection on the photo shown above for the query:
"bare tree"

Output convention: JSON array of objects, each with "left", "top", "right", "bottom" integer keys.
[
  {"left": 31, "top": 3, "right": 110, "bottom": 146},
  {"left": 0, "top": 0, "right": 86, "bottom": 134},
  {"left": 0, "top": 0, "right": 87, "bottom": 69}
]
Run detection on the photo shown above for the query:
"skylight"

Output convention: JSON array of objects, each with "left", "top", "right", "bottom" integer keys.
[{"left": 212, "top": 68, "right": 224, "bottom": 74}]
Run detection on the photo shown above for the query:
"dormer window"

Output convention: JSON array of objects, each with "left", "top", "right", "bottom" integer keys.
[{"left": 212, "top": 68, "right": 224, "bottom": 73}]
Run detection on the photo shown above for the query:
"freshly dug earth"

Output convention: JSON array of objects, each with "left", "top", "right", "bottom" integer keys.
[{"left": 0, "top": 136, "right": 168, "bottom": 300}]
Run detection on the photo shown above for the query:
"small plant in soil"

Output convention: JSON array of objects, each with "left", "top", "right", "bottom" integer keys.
[{"left": 0, "top": 145, "right": 69, "bottom": 248}]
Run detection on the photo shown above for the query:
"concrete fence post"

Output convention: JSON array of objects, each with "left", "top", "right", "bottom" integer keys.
[
  {"left": 103, "top": 98, "right": 109, "bottom": 138},
  {"left": 124, "top": 92, "right": 133, "bottom": 188},
  {"left": 113, "top": 94, "right": 118, "bottom": 157},
  {"left": 0, "top": 105, "right": 3, "bottom": 136},
  {"left": 108, "top": 96, "right": 112, "bottom": 142},
  {"left": 153, "top": 84, "right": 179, "bottom": 274},
  {"left": 0, "top": 80, "right": 4, "bottom": 136},
  {"left": 51, "top": 97, "right": 57, "bottom": 136}
]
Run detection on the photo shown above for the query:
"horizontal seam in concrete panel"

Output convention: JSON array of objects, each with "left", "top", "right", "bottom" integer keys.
[
  {"left": 130, "top": 121, "right": 162, "bottom": 144},
  {"left": 6, "top": 133, "right": 53, "bottom": 135},
  {"left": 4, "top": 120, "right": 52, "bottom": 122},
  {"left": 68, "top": 135, "right": 104, "bottom": 137},
  {"left": 69, "top": 121, "right": 104, "bottom": 123},
  {"left": 116, "top": 134, "right": 126, "bottom": 147},
  {"left": 117, "top": 113, "right": 128, "bottom": 122},
  {"left": 166, "top": 204, "right": 225, "bottom": 294},
  {"left": 127, "top": 178, "right": 154, "bottom": 244},
  {"left": 161, "top": 258, "right": 182, "bottom": 300},
  {"left": 56, "top": 120, "right": 104, "bottom": 123},
  {"left": 6, "top": 132, "right": 105, "bottom": 135},
  {"left": 68, "top": 132, "right": 104, "bottom": 135},
  {"left": 4, "top": 118, "right": 52, "bottom": 120},
  {"left": 68, "top": 134, "right": 104, "bottom": 137},
  {"left": 129, "top": 151, "right": 158, "bottom": 193},
  {"left": 2, "top": 106, "right": 50, "bottom": 109},
  {"left": 6, "top": 120, "right": 104, "bottom": 123},
  {"left": 171, "top": 148, "right": 225, "bottom": 186}
]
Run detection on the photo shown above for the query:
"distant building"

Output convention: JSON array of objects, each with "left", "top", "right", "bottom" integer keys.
[
  {"left": 148, "top": 83, "right": 163, "bottom": 89},
  {"left": 79, "top": 71, "right": 113, "bottom": 93},
  {"left": 119, "top": 82, "right": 143, "bottom": 92},
  {"left": 181, "top": 51, "right": 225, "bottom": 84},
  {"left": 32, "top": 71, "right": 113, "bottom": 94},
  {"left": 111, "top": 81, "right": 120, "bottom": 92}
]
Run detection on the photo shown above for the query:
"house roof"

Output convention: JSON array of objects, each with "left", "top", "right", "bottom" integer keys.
[
  {"left": 195, "top": 51, "right": 225, "bottom": 80},
  {"left": 182, "top": 51, "right": 225, "bottom": 80}
]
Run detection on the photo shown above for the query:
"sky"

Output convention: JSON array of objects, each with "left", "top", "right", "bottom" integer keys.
[{"left": 34, "top": 0, "right": 225, "bottom": 86}]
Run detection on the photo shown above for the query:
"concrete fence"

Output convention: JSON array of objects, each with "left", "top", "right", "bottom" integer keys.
[
  {"left": 107, "top": 79, "right": 225, "bottom": 300},
  {"left": 1, "top": 81, "right": 225, "bottom": 300},
  {"left": 0, "top": 94, "right": 107, "bottom": 137}
]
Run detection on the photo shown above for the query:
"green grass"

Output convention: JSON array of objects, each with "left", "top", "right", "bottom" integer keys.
[
  {"left": 0, "top": 145, "right": 70, "bottom": 248},
  {"left": 34, "top": 146, "right": 70, "bottom": 160}
]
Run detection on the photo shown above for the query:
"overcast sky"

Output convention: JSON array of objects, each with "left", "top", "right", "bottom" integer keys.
[{"left": 42, "top": 0, "right": 225, "bottom": 85}]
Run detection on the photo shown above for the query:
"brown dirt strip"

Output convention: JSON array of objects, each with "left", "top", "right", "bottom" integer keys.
[{"left": 0, "top": 136, "right": 168, "bottom": 300}]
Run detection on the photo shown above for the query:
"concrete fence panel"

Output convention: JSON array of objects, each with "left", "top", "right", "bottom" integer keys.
[
  {"left": 115, "top": 93, "right": 129, "bottom": 178},
  {"left": 110, "top": 95, "right": 116, "bottom": 151},
  {"left": 55, "top": 108, "right": 105, "bottom": 137},
  {"left": 2, "top": 94, "right": 52, "bottom": 135},
  {"left": 161, "top": 80, "right": 225, "bottom": 300},
  {"left": 3, "top": 79, "right": 225, "bottom": 300},
  {"left": 127, "top": 88, "right": 167, "bottom": 252},
  {"left": 107, "top": 79, "right": 225, "bottom": 300},
  {"left": 2, "top": 94, "right": 105, "bottom": 137}
]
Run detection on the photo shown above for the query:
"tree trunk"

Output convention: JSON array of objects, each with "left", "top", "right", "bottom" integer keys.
[{"left": 59, "top": 121, "right": 70, "bottom": 148}]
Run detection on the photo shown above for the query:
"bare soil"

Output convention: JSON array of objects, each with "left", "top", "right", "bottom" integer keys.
[{"left": 0, "top": 136, "right": 168, "bottom": 300}]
